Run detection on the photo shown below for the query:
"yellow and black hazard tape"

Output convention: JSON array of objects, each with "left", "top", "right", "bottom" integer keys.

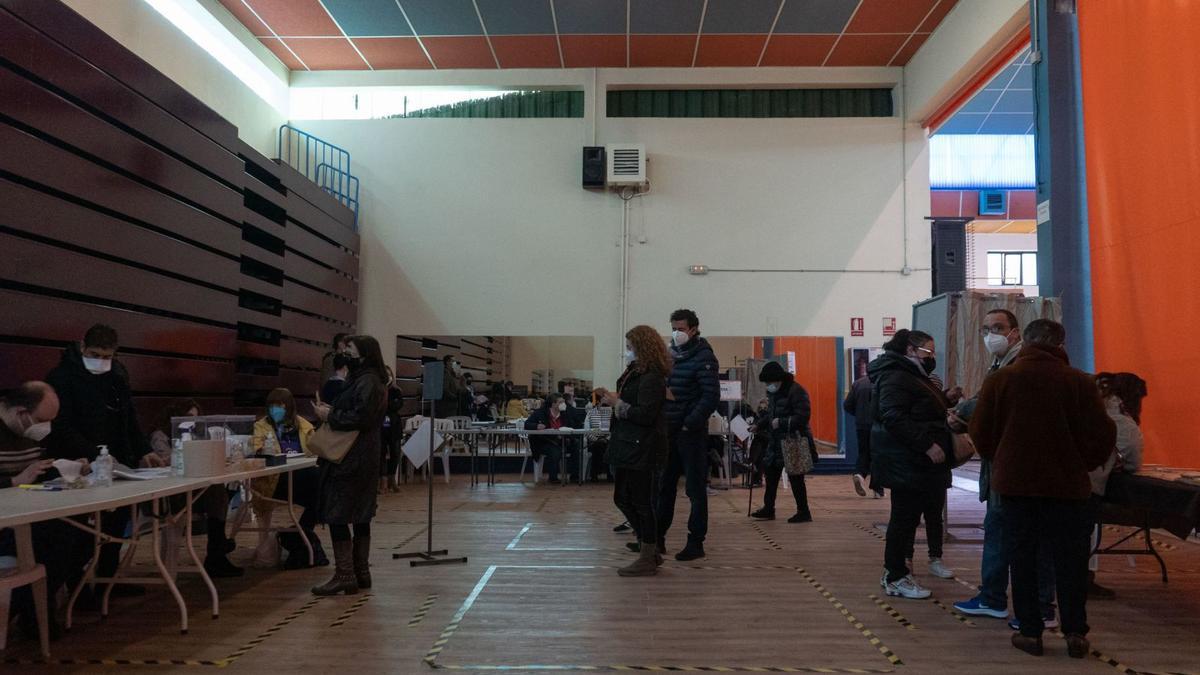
[
  {"left": 867, "top": 594, "right": 917, "bottom": 631},
  {"left": 851, "top": 522, "right": 886, "bottom": 542},
  {"left": 409, "top": 593, "right": 439, "bottom": 627},
  {"left": 223, "top": 595, "right": 323, "bottom": 665},
  {"left": 929, "top": 598, "right": 976, "bottom": 627},
  {"left": 794, "top": 567, "right": 902, "bottom": 667},
  {"left": 394, "top": 526, "right": 430, "bottom": 549},
  {"left": 673, "top": 564, "right": 798, "bottom": 571},
  {"left": 1, "top": 657, "right": 226, "bottom": 667},
  {"left": 750, "top": 523, "right": 784, "bottom": 551},
  {"left": 432, "top": 665, "right": 896, "bottom": 672},
  {"left": 329, "top": 593, "right": 373, "bottom": 628},
  {"left": 535, "top": 496, "right": 551, "bottom": 512}
]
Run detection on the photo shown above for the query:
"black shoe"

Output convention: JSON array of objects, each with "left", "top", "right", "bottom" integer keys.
[
  {"left": 625, "top": 542, "right": 641, "bottom": 553},
  {"left": 613, "top": 522, "right": 631, "bottom": 533},
  {"left": 204, "top": 555, "right": 245, "bottom": 578},
  {"left": 750, "top": 508, "right": 775, "bottom": 520},
  {"left": 1012, "top": 633, "right": 1044, "bottom": 657},
  {"left": 1065, "top": 633, "right": 1090, "bottom": 659},
  {"left": 787, "top": 513, "right": 813, "bottom": 523},
  {"left": 17, "top": 607, "right": 63, "bottom": 642},
  {"left": 674, "top": 543, "right": 705, "bottom": 561}
]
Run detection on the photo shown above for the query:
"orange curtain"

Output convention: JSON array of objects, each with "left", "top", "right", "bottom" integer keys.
[
  {"left": 765, "top": 337, "right": 839, "bottom": 446},
  {"left": 1079, "top": 2, "right": 1200, "bottom": 467}
]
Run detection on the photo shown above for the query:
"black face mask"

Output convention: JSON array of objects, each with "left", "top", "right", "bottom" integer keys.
[
  {"left": 921, "top": 357, "right": 937, "bottom": 373},
  {"left": 342, "top": 351, "right": 362, "bottom": 370}
]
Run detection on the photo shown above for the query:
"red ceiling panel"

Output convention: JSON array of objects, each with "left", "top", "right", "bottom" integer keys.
[
  {"left": 423, "top": 37, "right": 497, "bottom": 69},
  {"left": 283, "top": 38, "right": 368, "bottom": 70},
  {"left": 217, "top": 0, "right": 269, "bottom": 36},
  {"left": 243, "top": 0, "right": 341, "bottom": 37},
  {"left": 258, "top": 37, "right": 306, "bottom": 69},
  {"left": 760, "top": 35, "right": 838, "bottom": 67},
  {"left": 890, "top": 33, "right": 931, "bottom": 65},
  {"left": 919, "top": 0, "right": 958, "bottom": 33},
  {"left": 354, "top": 38, "right": 432, "bottom": 70},
  {"left": 630, "top": 35, "right": 697, "bottom": 68},
  {"left": 930, "top": 190, "right": 964, "bottom": 218},
  {"left": 560, "top": 35, "right": 626, "bottom": 68},
  {"left": 694, "top": 35, "right": 767, "bottom": 68},
  {"left": 1007, "top": 190, "right": 1037, "bottom": 219},
  {"left": 846, "top": 0, "right": 940, "bottom": 34},
  {"left": 491, "top": 36, "right": 561, "bottom": 69},
  {"left": 825, "top": 34, "right": 909, "bottom": 66}
]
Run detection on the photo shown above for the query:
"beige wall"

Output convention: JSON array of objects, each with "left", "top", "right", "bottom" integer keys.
[
  {"left": 64, "top": 0, "right": 288, "bottom": 157},
  {"left": 508, "top": 337, "right": 595, "bottom": 390},
  {"left": 705, "top": 337, "right": 756, "bottom": 370}
]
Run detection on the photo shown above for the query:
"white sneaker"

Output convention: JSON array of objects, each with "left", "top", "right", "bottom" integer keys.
[
  {"left": 853, "top": 474, "right": 867, "bottom": 497},
  {"left": 928, "top": 558, "right": 955, "bottom": 579},
  {"left": 880, "top": 571, "right": 888, "bottom": 588},
  {"left": 885, "top": 575, "right": 932, "bottom": 599}
]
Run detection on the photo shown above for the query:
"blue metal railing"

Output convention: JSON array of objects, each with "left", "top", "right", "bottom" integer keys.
[{"left": 277, "top": 124, "right": 359, "bottom": 229}]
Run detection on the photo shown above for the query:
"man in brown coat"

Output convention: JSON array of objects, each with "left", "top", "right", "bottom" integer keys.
[{"left": 970, "top": 319, "right": 1116, "bottom": 659}]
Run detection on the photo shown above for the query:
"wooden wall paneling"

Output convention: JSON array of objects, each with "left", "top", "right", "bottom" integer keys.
[
  {"left": 2, "top": 178, "right": 241, "bottom": 292},
  {"left": 284, "top": 193, "right": 359, "bottom": 251},
  {"left": 235, "top": 139, "right": 284, "bottom": 189},
  {"left": 134, "top": 396, "right": 235, "bottom": 435},
  {"left": 233, "top": 373, "right": 283, "bottom": 394},
  {"left": 393, "top": 359, "right": 425, "bottom": 379},
  {"left": 0, "top": 125, "right": 242, "bottom": 257},
  {"left": 235, "top": 339, "right": 279, "bottom": 363},
  {"left": 279, "top": 368, "right": 321, "bottom": 398},
  {"left": 0, "top": 343, "right": 65, "bottom": 387},
  {"left": 237, "top": 307, "right": 282, "bottom": 332},
  {"left": 0, "top": 11, "right": 242, "bottom": 187},
  {"left": 283, "top": 252, "right": 358, "bottom": 298},
  {"left": 0, "top": 67, "right": 244, "bottom": 224},
  {"left": 0, "top": 0, "right": 239, "bottom": 151},
  {"left": 284, "top": 226, "right": 358, "bottom": 274},
  {"left": 242, "top": 171, "right": 289, "bottom": 214},
  {"left": 279, "top": 339, "right": 327, "bottom": 370},
  {"left": 0, "top": 232, "right": 238, "bottom": 325},
  {"left": 120, "top": 353, "right": 234, "bottom": 393},
  {"left": 238, "top": 275, "right": 285, "bottom": 303},
  {"left": 241, "top": 242, "right": 285, "bottom": 271},
  {"left": 282, "top": 281, "right": 357, "bottom": 325},
  {"left": 273, "top": 159, "right": 356, "bottom": 230},
  {"left": 281, "top": 309, "right": 347, "bottom": 345},
  {"left": 243, "top": 209, "right": 287, "bottom": 240},
  {"left": 0, "top": 288, "right": 236, "bottom": 357}
]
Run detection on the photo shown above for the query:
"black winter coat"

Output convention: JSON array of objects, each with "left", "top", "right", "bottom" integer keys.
[
  {"left": 867, "top": 352, "right": 952, "bottom": 492},
  {"left": 45, "top": 344, "right": 151, "bottom": 467},
  {"left": 842, "top": 375, "right": 873, "bottom": 430},
  {"left": 608, "top": 367, "right": 668, "bottom": 471},
  {"left": 666, "top": 337, "right": 720, "bottom": 432},
  {"left": 762, "top": 377, "right": 816, "bottom": 472},
  {"left": 524, "top": 406, "right": 568, "bottom": 460},
  {"left": 318, "top": 368, "right": 386, "bottom": 525}
]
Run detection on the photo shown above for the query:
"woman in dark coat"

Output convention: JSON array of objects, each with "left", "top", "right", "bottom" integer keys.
[
  {"left": 599, "top": 324, "right": 670, "bottom": 576},
  {"left": 524, "top": 393, "right": 570, "bottom": 483},
  {"left": 311, "top": 335, "right": 387, "bottom": 596},
  {"left": 868, "top": 329, "right": 952, "bottom": 600},
  {"left": 750, "top": 361, "right": 816, "bottom": 523}
]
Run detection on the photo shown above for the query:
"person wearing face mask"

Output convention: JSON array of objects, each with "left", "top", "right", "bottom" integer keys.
[
  {"left": 320, "top": 353, "right": 352, "bottom": 406},
  {"left": 45, "top": 324, "right": 160, "bottom": 598},
  {"left": 868, "top": 329, "right": 953, "bottom": 599},
  {"left": 598, "top": 325, "right": 670, "bottom": 575},
  {"left": 524, "top": 393, "right": 574, "bottom": 483},
  {"left": 750, "top": 361, "right": 816, "bottom": 523},
  {"left": 440, "top": 355, "right": 466, "bottom": 418},
  {"left": 0, "top": 382, "right": 93, "bottom": 641},
  {"left": 320, "top": 333, "right": 349, "bottom": 386},
  {"left": 657, "top": 309, "right": 720, "bottom": 561}
]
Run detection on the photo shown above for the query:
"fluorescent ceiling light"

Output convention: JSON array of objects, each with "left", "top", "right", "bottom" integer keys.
[{"left": 143, "top": 0, "right": 288, "bottom": 113}]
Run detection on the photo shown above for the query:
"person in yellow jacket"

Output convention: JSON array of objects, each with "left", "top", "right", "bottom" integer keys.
[{"left": 248, "top": 389, "right": 326, "bottom": 568}]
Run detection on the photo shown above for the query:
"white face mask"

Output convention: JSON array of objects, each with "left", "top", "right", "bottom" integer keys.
[
  {"left": 983, "top": 332, "right": 1011, "bottom": 356},
  {"left": 82, "top": 356, "right": 112, "bottom": 375},
  {"left": 765, "top": 383, "right": 780, "bottom": 394},
  {"left": 24, "top": 421, "right": 52, "bottom": 442},
  {"left": 671, "top": 330, "right": 690, "bottom": 348},
  {"left": 624, "top": 348, "right": 636, "bottom": 365},
  {"left": 452, "top": 362, "right": 462, "bottom": 374},
  {"left": 557, "top": 402, "right": 567, "bottom": 412}
]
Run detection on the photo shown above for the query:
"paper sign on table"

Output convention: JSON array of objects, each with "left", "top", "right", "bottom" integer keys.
[
  {"left": 729, "top": 415, "right": 751, "bottom": 442},
  {"left": 402, "top": 418, "right": 444, "bottom": 469}
]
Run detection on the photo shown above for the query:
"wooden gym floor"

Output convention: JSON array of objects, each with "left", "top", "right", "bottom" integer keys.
[{"left": 5, "top": 473, "right": 1200, "bottom": 674}]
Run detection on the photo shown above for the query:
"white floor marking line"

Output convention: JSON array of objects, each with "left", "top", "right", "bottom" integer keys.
[{"left": 506, "top": 523, "right": 533, "bottom": 550}]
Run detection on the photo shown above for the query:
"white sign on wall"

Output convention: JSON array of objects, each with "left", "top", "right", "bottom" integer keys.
[
  {"left": 1037, "top": 199, "right": 1051, "bottom": 224},
  {"left": 719, "top": 380, "right": 743, "bottom": 402}
]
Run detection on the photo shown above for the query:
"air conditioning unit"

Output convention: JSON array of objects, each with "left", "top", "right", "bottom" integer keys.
[
  {"left": 979, "top": 190, "right": 1007, "bottom": 215},
  {"left": 606, "top": 143, "right": 646, "bottom": 186}
]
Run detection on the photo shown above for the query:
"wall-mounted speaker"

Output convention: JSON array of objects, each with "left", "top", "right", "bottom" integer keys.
[
  {"left": 931, "top": 218, "right": 969, "bottom": 296},
  {"left": 582, "top": 146, "right": 605, "bottom": 189}
]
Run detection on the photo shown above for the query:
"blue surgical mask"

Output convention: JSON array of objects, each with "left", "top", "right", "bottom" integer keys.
[
  {"left": 765, "top": 383, "right": 780, "bottom": 394},
  {"left": 268, "top": 406, "right": 286, "bottom": 423}
]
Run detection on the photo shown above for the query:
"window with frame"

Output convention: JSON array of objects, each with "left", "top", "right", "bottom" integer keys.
[{"left": 986, "top": 251, "right": 1038, "bottom": 286}]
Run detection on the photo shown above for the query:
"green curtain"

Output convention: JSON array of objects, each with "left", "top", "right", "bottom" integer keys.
[
  {"left": 397, "top": 90, "right": 584, "bottom": 119},
  {"left": 606, "top": 88, "right": 893, "bottom": 118}
]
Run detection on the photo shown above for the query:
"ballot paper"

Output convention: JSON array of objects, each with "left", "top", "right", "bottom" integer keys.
[
  {"left": 402, "top": 418, "right": 444, "bottom": 469},
  {"left": 729, "top": 415, "right": 751, "bottom": 442}
]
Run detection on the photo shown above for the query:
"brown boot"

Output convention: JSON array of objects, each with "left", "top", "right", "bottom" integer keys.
[
  {"left": 311, "top": 540, "right": 358, "bottom": 596},
  {"left": 353, "top": 536, "right": 371, "bottom": 589},
  {"left": 618, "top": 542, "right": 659, "bottom": 577}
]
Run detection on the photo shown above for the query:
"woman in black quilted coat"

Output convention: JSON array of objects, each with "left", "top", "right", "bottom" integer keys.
[
  {"left": 750, "top": 360, "right": 815, "bottom": 523},
  {"left": 311, "top": 335, "right": 387, "bottom": 596}
]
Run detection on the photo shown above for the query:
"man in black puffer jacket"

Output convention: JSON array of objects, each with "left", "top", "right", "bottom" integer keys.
[{"left": 655, "top": 309, "right": 720, "bottom": 561}]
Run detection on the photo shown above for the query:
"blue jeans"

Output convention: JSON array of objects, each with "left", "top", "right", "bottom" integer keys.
[
  {"left": 656, "top": 428, "right": 709, "bottom": 545},
  {"left": 980, "top": 494, "right": 1056, "bottom": 611}
]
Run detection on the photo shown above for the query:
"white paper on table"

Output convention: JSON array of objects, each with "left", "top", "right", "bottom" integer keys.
[
  {"left": 729, "top": 415, "right": 751, "bottom": 442},
  {"left": 402, "top": 418, "right": 444, "bottom": 469}
]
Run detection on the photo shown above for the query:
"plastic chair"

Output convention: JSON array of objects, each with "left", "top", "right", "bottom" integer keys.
[
  {"left": 433, "top": 418, "right": 455, "bottom": 484},
  {"left": 1, "top": 561, "right": 50, "bottom": 658},
  {"left": 517, "top": 432, "right": 542, "bottom": 483}
]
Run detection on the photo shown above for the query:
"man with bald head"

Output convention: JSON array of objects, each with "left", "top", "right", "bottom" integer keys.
[{"left": 0, "top": 381, "right": 92, "bottom": 642}]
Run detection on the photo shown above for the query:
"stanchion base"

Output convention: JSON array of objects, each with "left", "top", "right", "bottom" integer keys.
[{"left": 393, "top": 550, "right": 469, "bottom": 567}]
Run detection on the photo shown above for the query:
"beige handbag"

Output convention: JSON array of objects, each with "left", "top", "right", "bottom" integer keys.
[{"left": 308, "top": 424, "right": 359, "bottom": 463}]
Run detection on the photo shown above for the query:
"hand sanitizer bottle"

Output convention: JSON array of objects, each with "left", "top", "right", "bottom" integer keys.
[{"left": 94, "top": 445, "right": 114, "bottom": 487}]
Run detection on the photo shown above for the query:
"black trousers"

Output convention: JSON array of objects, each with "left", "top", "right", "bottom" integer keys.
[
  {"left": 656, "top": 429, "right": 708, "bottom": 545},
  {"left": 762, "top": 466, "right": 811, "bottom": 517},
  {"left": 1004, "top": 495, "right": 1091, "bottom": 637},
  {"left": 614, "top": 467, "right": 657, "bottom": 545},
  {"left": 905, "top": 488, "right": 946, "bottom": 561},
  {"left": 854, "top": 427, "right": 873, "bottom": 477},
  {"left": 884, "top": 486, "right": 946, "bottom": 582}
]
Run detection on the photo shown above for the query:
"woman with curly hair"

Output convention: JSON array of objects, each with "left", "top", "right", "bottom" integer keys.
[{"left": 598, "top": 325, "right": 670, "bottom": 576}]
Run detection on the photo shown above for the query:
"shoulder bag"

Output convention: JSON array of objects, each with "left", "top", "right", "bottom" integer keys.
[
  {"left": 782, "top": 433, "right": 814, "bottom": 475},
  {"left": 308, "top": 424, "right": 359, "bottom": 464},
  {"left": 949, "top": 432, "right": 976, "bottom": 468}
]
